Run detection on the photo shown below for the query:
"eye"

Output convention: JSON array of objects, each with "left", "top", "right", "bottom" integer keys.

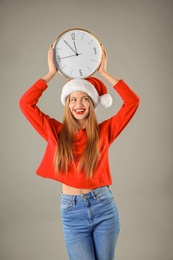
[
  {"left": 83, "top": 97, "right": 89, "bottom": 101},
  {"left": 70, "top": 97, "right": 77, "bottom": 102}
]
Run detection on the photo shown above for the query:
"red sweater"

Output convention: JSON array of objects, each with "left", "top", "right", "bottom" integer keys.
[{"left": 19, "top": 79, "right": 140, "bottom": 188}]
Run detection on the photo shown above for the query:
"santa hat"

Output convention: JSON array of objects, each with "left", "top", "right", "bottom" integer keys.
[{"left": 61, "top": 77, "right": 112, "bottom": 109}]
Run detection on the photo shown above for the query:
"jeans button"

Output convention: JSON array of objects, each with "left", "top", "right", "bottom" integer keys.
[{"left": 83, "top": 195, "right": 87, "bottom": 200}]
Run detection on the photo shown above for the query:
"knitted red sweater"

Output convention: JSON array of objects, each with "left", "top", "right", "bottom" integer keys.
[{"left": 19, "top": 79, "right": 140, "bottom": 188}]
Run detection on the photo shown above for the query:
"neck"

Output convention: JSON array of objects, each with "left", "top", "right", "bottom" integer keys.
[{"left": 78, "top": 119, "right": 86, "bottom": 129}]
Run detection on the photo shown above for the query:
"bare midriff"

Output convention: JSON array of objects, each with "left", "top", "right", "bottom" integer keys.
[{"left": 62, "top": 184, "right": 94, "bottom": 195}]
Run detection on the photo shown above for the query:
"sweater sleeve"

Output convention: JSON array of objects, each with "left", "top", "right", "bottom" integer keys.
[
  {"left": 106, "top": 79, "right": 140, "bottom": 144},
  {"left": 19, "top": 79, "right": 62, "bottom": 141}
]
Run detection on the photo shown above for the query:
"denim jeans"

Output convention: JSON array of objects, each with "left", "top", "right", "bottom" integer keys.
[{"left": 60, "top": 186, "right": 120, "bottom": 260}]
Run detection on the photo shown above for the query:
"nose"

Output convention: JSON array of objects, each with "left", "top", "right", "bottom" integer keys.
[{"left": 76, "top": 99, "right": 83, "bottom": 106}]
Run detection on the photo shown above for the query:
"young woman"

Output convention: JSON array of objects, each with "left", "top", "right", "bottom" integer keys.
[{"left": 19, "top": 45, "right": 140, "bottom": 260}]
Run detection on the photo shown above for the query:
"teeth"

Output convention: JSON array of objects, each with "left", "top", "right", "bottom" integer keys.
[{"left": 75, "top": 109, "right": 85, "bottom": 112}]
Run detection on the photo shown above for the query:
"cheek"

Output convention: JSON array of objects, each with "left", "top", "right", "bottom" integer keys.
[
  {"left": 68, "top": 104, "right": 73, "bottom": 112},
  {"left": 85, "top": 102, "right": 90, "bottom": 109},
  {"left": 85, "top": 106, "right": 90, "bottom": 116}
]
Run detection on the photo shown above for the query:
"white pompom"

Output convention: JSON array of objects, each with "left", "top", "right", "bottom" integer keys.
[{"left": 100, "top": 94, "right": 113, "bottom": 108}]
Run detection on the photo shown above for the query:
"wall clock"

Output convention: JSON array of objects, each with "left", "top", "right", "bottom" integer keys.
[{"left": 53, "top": 28, "right": 102, "bottom": 79}]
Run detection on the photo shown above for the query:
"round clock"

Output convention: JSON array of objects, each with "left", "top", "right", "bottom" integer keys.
[{"left": 53, "top": 28, "right": 102, "bottom": 79}]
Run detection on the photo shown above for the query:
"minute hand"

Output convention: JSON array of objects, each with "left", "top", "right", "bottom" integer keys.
[
  {"left": 63, "top": 40, "right": 77, "bottom": 54},
  {"left": 60, "top": 53, "right": 82, "bottom": 59}
]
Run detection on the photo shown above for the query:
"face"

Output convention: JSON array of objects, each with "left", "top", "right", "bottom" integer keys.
[{"left": 69, "top": 91, "right": 90, "bottom": 125}]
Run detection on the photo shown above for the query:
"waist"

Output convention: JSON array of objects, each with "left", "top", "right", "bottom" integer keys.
[
  {"left": 62, "top": 183, "right": 94, "bottom": 195},
  {"left": 61, "top": 186, "right": 109, "bottom": 200}
]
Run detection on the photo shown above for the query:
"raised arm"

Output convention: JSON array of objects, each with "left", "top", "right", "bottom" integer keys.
[
  {"left": 98, "top": 46, "right": 140, "bottom": 143},
  {"left": 19, "top": 46, "right": 61, "bottom": 141},
  {"left": 98, "top": 45, "right": 119, "bottom": 86},
  {"left": 42, "top": 45, "right": 58, "bottom": 83}
]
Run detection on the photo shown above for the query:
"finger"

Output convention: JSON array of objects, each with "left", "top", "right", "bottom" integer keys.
[
  {"left": 49, "top": 44, "right": 54, "bottom": 52},
  {"left": 100, "top": 45, "right": 106, "bottom": 57}
]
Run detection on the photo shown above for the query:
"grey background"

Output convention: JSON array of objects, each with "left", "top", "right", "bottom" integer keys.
[{"left": 0, "top": 0, "right": 173, "bottom": 259}]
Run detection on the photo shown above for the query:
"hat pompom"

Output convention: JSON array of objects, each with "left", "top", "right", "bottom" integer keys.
[{"left": 100, "top": 94, "right": 113, "bottom": 108}]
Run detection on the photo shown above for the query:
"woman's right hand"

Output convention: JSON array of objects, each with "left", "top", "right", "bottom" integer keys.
[
  {"left": 42, "top": 45, "right": 58, "bottom": 83},
  {"left": 47, "top": 45, "right": 58, "bottom": 75}
]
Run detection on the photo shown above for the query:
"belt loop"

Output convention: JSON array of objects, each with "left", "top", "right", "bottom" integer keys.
[
  {"left": 92, "top": 190, "right": 97, "bottom": 200},
  {"left": 72, "top": 195, "right": 76, "bottom": 205}
]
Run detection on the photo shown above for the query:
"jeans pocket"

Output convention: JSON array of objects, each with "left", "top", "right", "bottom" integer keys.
[
  {"left": 60, "top": 198, "right": 74, "bottom": 212},
  {"left": 96, "top": 187, "right": 113, "bottom": 204}
]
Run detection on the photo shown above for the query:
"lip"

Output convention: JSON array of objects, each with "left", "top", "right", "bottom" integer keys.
[{"left": 74, "top": 108, "right": 86, "bottom": 114}]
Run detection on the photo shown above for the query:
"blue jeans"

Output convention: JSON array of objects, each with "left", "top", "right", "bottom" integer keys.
[{"left": 60, "top": 186, "right": 120, "bottom": 260}]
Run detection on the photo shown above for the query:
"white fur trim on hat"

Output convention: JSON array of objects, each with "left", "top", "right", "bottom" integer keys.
[{"left": 61, "top": 79, "right": 100, "bottom": 108}]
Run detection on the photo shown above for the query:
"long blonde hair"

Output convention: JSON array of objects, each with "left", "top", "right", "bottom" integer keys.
[{"left": 54, "top": 97, "right": 99, "bottom": 179}]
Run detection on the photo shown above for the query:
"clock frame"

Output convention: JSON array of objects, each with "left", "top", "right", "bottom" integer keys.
[{"left": 53, "top": 28, "right": 102, "bottom": 79}]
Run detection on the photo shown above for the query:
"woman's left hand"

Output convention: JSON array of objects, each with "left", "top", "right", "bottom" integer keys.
[
  {"left": 97, "top": 45, "right": 119, "bottom": 86},
  {"left": 97, "top": 45, "right": 108, "bottom": 75}
]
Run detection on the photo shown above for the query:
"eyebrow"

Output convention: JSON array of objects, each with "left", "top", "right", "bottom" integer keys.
[{"left": 70, "top": 95, "right": 89, "bottom": 98}]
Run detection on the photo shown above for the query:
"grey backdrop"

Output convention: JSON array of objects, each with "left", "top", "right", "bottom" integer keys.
[{"left": 0, "top": 0, "right": 173, "bottom": 259}]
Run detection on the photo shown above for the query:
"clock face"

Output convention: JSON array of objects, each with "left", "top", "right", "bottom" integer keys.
[{"left": 53, "top": 28, "right": 102, "bottom": 79}]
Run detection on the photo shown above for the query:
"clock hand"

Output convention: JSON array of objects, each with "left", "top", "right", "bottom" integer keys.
[
  {"left": 63, "top": 40, "right": 77, "bottom": 55},
  {"left": 73, "top": 41, "right": 78, "bottom": 55},
  {"left": 60, "top": 53, "right": 82, "bottom": 59}
]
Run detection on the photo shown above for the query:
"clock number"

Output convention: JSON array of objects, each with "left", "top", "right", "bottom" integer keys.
[
  {"left": 57, "top": 55, "right": 61, "bottom": 62},
  {"left": 93, "top": 47, "right": 97, "bottom": 55},
  {"left": 71, "top": 33, "right": 75, "bottom": 41},
  {"left": 79, "top": 69, "right": 83, "bottom": 77}
]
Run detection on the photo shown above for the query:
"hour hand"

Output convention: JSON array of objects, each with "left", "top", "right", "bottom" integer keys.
[{"left": 73, "top": 41, "right": 78, "bottom": 55}]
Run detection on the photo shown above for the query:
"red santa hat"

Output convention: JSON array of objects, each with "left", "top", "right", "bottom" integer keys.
[{"left": 61, "top": 77, "right": 113, "bottom": 109}]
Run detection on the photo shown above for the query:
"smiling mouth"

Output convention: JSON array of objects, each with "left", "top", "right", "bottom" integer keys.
[{"left": 74, "top": 109, "right": 86, "bottom": 115}]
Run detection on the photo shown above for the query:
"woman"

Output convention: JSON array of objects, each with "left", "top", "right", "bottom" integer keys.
[{"left": 19, "top": 45, "right": 140, "bottom": 259}]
